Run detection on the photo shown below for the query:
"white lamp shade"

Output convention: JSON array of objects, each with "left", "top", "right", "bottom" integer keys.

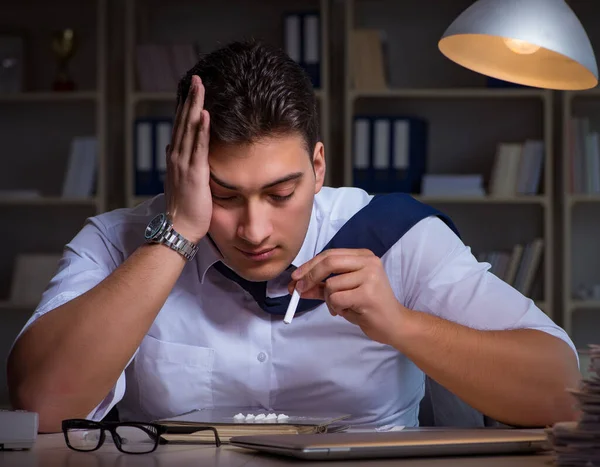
[{"left": 439, "top": 0, "right": 598, "bottom": 90}]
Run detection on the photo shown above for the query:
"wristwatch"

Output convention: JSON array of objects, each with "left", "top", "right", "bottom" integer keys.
[{"left": 144, "top": 213, "right": 199, "bottom": 261}]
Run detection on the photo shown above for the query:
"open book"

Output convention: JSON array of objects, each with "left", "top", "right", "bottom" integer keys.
[{"left": 155, "top": 407, "right": 350, "bottom": 443}]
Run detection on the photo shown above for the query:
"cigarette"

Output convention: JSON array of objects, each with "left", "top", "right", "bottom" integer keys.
[{"left": 283, "top": 288, "right": 301, "bottom": 324}]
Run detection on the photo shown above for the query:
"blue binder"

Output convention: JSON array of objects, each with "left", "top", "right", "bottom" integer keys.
[
  {"left": 133, "top": 117, "right": 173, "bottom": 196},
  {"left": 352, "top": 115, "right": 428, "bottom": 194},
  {"left": 283, "top": 11, "right": 321, "bottom": 89}
]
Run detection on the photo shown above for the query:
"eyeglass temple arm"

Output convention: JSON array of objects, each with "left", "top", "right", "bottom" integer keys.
[{"left": 158, "top": 426, "right": 221, "bottom": 447}]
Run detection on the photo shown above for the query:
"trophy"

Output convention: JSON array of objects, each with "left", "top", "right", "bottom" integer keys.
[{"left": 51, "top": 28, "right": 76, "bottom": 91}]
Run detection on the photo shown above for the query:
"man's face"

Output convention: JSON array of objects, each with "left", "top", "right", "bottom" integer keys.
[{"left": 207, "top": 133, "right": 325, "bottom": 282}]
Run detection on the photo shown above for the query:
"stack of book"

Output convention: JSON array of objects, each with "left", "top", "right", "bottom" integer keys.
[
  {"left": 477, "top": 239, "right": 544, "bottom": 296},
  {"left": 488, "top": 140, "right": 544, "bottom": 196},
  {"left": 546, "top": 345, "right": 600, "bottom": 466},
  {"left": 567, "top": 117, "right": 600, "bottom": 194}
]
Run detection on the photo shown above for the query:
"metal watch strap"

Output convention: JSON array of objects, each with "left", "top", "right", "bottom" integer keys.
[{"left": 161, "top": 225, "right": 198, "bottom": 261}]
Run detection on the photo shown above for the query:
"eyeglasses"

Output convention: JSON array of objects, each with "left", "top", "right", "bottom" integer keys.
[{"left": 62, "top": 419, "right": 221, "bottom": 454}]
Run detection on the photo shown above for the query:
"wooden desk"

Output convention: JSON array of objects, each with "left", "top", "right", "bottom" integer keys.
[{"left": 0, "top": 434, "right": 554, "bottom": 466}]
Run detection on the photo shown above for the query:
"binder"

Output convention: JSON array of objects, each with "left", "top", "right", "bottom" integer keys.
[
  {"left": 284, "top": 14, "right": 301, "bottom": 62},
  {"left": 134, "top": 118, "right": 173, "bottom": 196},
  {"left": 303, "top": 13, "right": 320, "bottom": 89},
  {"left": 353, "top": 118, "right": 370, "bottom": 191},
  {"left": 352, "top": 116, "right": 428, "bottom": 194},
  {"left": 373, "top": 118, "right": 391, "bottom": 190},
  {"left": 284, "top": 11, "right": 321, "bottom": 89}
]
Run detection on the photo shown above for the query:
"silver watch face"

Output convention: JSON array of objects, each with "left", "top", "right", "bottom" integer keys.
[{"left": 145, "top": 213, "right": 167, "bottom": 240}]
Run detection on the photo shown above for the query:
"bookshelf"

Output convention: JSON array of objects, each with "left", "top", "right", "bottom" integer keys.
[
  {"left": 0, "top": 0, "right": 107, "bottom": 407},
  {"left": 124, "top": 0, "right": 331, "bottom": 208},
  {"left": 560, "top": 0, "right": 600, "bottom": 368},
  {"left": 0, "top": 0, "right": 106, "bottom": 308},
  {"left": 344, "top": 0, "right": 554, "bottom": 319},
  {"left": 562, "top": 91, "right": 600, "bottom": 342}
]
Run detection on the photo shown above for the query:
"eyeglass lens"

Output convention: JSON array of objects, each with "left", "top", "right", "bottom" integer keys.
[
  {"left": 67, "top": 424, "right": 158, "bottom": 453},
  {"left": 114, "top": 425, "right": 157, "bottom": 453},
  {"left": 66, "top": 427, "right": 103, "bottom": 451}
]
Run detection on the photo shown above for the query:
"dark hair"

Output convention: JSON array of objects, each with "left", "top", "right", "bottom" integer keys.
[{"left": 176, "top": 40, "right": 319, "bottom": 156}]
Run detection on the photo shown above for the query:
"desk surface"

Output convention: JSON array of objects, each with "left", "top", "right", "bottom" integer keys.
[{"left": 0, "top": 434, "right": 554, "bottom": 467}]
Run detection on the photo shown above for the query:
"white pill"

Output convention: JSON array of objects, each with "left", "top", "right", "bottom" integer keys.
[
  {"left": 254, "top": 414, "right": 266, "bottom": 421},
  {"left": 277, "top": 413, "right": 289, "bottom": 421},
  {"left": 265, "top": 413, "right": 277, "bottom": 420},
  {"left": 233, "top": 413, "right": 245, "bottom": 421},
  {"left": 245, "top": 414, "right": 255, "bottom": 421}
]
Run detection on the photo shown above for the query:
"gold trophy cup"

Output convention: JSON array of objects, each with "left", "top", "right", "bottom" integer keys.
[{"left": 52, "top": 28, "right": 76, "bottom": 91}]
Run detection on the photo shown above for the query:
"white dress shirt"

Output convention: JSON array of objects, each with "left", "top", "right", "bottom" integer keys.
[{"left": 14, "top": 186, "right": 576, "bottom": 428}]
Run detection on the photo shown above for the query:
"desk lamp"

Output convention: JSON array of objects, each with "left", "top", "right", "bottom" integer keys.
[{"left": 438, "top": 0, "right": 598, "bottom": 90}]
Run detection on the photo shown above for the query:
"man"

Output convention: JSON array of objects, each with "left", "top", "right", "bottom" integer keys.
[{"left": 8, "top": 41, "right": 579, "bottom": 433}]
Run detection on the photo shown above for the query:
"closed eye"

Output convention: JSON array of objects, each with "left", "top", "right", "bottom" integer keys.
[
  {"left": 212, "top": 194, "right": 238, "bottom": 201},
  {"left": 270, "top": 192, "right": 294, "bottom": 202}
]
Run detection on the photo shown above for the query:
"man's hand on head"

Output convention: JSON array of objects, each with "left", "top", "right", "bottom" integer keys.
[
  {"left": 289, "top": 248, "right": 410, "bottom": 346},
  {"left": 165, "top": 74, "right": 212, "bottom": 244}
]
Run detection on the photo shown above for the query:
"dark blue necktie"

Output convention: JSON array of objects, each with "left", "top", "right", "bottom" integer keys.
[{"left": 212, "top": 193, "right": 460, "bottom": 316}]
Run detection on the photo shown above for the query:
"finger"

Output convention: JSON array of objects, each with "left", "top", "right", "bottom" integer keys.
[
  {"left": 292, "top": 282, "right": 325, "bottom": 301},
  {"left": 327, "top": 289, "right": 357, "bottom": 316},
  {"left": 180, "top": 77, "right": 204, "bottom": 164},
  {"left": 171, "top": 78, "right": 193, "bottom": 154},
  {"left": 195, "top": 76, "right": 206, "bottom": 110},
  {"left": 191, "top": 109, "right": 210, "bottom": 166},
  {"left": 323, "top": 270, "right": 363, "bottom": 296},
  {"left": 291, "top": 249, "right": 372, "bottom": 281},
  {"left": 295, "top": 254, "right": 370, "bottom": 294},
  {"left": 170, "top": 102, "right": 184, "bottom": 151},
  {"left": 171, "top": 75, "right": 198, "bottom": 158}
]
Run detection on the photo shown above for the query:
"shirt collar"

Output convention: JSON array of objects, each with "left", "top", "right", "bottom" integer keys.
[
  {"left": 195, "top": 235, "right": 224, "bottom": 284},
  {"left": 195, "top": 203, "right": 319, "bottom": 283}
]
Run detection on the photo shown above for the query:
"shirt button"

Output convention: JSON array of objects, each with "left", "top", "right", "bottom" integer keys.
[{"left": 257, "top": 352, "right": 267, "bottom": 362}]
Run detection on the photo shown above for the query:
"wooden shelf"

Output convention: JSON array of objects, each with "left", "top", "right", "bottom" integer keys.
[
  {"left": 132, "top": 89, "right": 325, "bottom": 104},
  {"left": 350, "top": 88, "right": 549, "bottom": 101},
  {"left": 571, "top": 88, "right": 600, "bottom": 97},
  {"left": 412, "top": 195, "right": 548, "bottom": 205},
  {"left": 132, "top": 92, "right": 176, "bottom": 104},
  {"left": 569, "top": 300, "right": 600, "bottom": 310},
  {"left": 567, "top": 194, "right": 600, "bottom": 205},
  {"left": 0, "top": 92, "right": 99, "bottom": 102},
  {"left": 0, "top": 300, "right": 35, "bottom": 311},
  {"left": 0, "top": 196, "right": 99, "bottom": 206}
]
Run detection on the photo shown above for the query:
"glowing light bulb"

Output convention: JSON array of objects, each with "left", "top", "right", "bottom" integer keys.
[{"left": 503, "top": 37, "right": 541, "bottom": 55}]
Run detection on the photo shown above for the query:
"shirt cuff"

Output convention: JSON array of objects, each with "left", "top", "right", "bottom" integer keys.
[{"left": 85, "top": 370, "right": 127, "bottom": 421}]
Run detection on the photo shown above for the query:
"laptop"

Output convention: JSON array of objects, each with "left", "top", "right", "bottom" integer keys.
[{"left": 229, "top": 428, "right": 549, "bottom": 460}]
